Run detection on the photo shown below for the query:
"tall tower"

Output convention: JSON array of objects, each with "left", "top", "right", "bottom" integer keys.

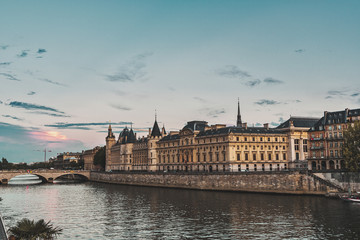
[
  {"left": 236, "top": 98, "right": 242, "bottom": 127},
  {"left": 105, "top": 123, "right": 116, "bottom": 171}
]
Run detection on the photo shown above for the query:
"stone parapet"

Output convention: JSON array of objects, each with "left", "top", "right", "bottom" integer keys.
[{"left": 90, "top": 171, "right": 341, "bottom": 195}]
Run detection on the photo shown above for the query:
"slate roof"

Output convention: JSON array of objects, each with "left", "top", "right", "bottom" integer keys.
[
  {"left": 158, "top": 134, "right": 180, "bottom": 142},
  {"left": 196, "top": 126, "right": 285, "bottom": 137},
  {"left": 276, "top": 117, "right": 319, "bottom": 129},
  {"left": 118, "top": 127, "right": 136, "bottom": 143},
  {"left": 151, "top": 120, "right": 162, "bottom": 137},
  {"left": 182, "top": 120, "right": 208, "bottom": 132}
]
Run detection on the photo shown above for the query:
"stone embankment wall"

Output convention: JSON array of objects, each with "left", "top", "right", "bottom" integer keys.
[{"left": 90, "top": 171, "right": 342, "bottom": 195}]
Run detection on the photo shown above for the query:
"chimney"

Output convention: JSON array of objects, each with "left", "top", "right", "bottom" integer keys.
[
  {"left": 323, "top": 111, "right": 328, "bottom": 124},
  {"left": 243, "top": 123, "right": 247, "bottom": 129},
  {"left": 289, "top": 120, "right": 294, "bottom": 127},
  {"left": 149, "top": 128, "right": 151, "bottom": 136},
  {"left": 263, "top": 123, "right": 269, "bottom": 130}
]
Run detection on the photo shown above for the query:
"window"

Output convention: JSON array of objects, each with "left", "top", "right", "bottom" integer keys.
[
  {"left": 260, "top": 137, "right": 263, "bottom": 141},
  {"left": 246, "top": 164, "right": 249, "bottom": 171},
  {"left": 245, "top": 137, "right": 247, "bottom": 141},
  {"left": 254, "top": 164, "right": 257, "bottom": 171},
  {"left": 245, "top": 153, "right": 248, "bottom": 161},
  {"left": 275, "top": 138, "right": 278, "bottom": 142},
  {"left": 283, "top": 153, "right": 286, "bottom": 160},
  {"left": 237, "top": 154, "right": 240, "bottom": 161},
  {"left": 253, "top": 153, "right": 256, "bottom": 161},
  {"left": 268, "top": 137, "right": 270, "bottom": 141},
  {"left": 238, "top": 165, "right": 241, "bottom": 172},
  {"left": 237, "top": 145, "right": 239, "bottom": 150},
  {"left": 276, "top": 154, "right": 279, "bottom": 160},
  {"left": 268, "top": 154, "right": 272, "bottom": 160},
  {"left": 261, "top": 153, "right": 264, "bottom": 161},
  {"left": 252, "top": 137, "right": 255, "bottom": 141},
  {"left": 236, "top": 137, "right": 239, "bottom": 141}
]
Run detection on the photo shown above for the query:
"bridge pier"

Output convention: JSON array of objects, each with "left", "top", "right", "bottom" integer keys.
[
  {"left": 1, "top": 179, "right": 8, "bottom": 185},
  {"left": 47, "top": 178, "right": 54, "bottom": 183}
]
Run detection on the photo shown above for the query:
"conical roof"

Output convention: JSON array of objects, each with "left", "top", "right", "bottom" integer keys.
[{"left": 151, "top": 120, "right": 161, "bottom": 137}]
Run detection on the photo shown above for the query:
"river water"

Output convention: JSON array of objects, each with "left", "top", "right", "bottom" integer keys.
[{"left": 1, "top": 176, "right": 360, "bottom": 239}]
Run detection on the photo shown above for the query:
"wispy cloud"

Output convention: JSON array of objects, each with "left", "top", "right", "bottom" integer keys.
[
  {"left": 106, "top": 52, "right": 153, "bottom": 82},
  {"left": 17, "top": 50, "right": 29, "bottom": 58},
  {"left": 0, "top": 45, "right": 9, "bottom": 50},
  {"left": 45, "top": 121, "right": 132, "bottom": 130},
  {"left": 40, "top": 78, "right": 67, "bottom": 87},
  {"left": 325, "top": 89, "right": 360, "bottom": 100},
  {"left": 37, "top": 48, "right": 47, "bottom": 54},
  {"left": 263, "top": 77, "right": 284, "bottom": 85},
  {"left": 110, "top": 104, "right": 132, "bottom": 111},
  {"left": 0, "top": 73, "right": 21, "bottom": 81},
  {"left": 216, "top": 65, "right": 251, "bottom": 79},
  {"left": 254, "top": 99, "right": 281, "bottom": 106},
  {"left": 193, "top": 97, "right": 207, "bottom": 103},
  {"left": 2, "top": 115, "right": 23, "bottom": 121},
  {"left": 294, "top": 49, "right": 305, "bottom": 53},
  {"left": 245, "top": 79, "right": 261, "bottom": 87},
  {"left": 8, "top": 101, "right": 65, "bottom": 114},
  {"left": 28, "top": 111, "right": 70, "bottom": 118},
  {"left": 27, "top": 91, "right": 36, "bottom": 95},
  {"left": 200, "top": 107, "right": 226, "bottom": 118},
  {"left": 0, "top": 62, "right": 11, "bottom": 66}
]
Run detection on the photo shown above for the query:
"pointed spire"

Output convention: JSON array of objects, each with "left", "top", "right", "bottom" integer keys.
[
  {"left": 237, "top": 98, "right": 242, "bottom": 127},
  {"left": 151, "top": 110, "right": 161, "bottom": 137},
  {"left": 107, "top": 122, "right": 114, "bottom": 138}
]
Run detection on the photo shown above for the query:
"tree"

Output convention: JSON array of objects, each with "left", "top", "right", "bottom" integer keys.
[
  {"left": 342, "top": 121, "right": 360, "bottom": 172},
  {"left": 93, "top": 146, "right": 106, "bottom": 170},
  {"left": 8, "top": 218, "right": 62, "bottom": 240}
]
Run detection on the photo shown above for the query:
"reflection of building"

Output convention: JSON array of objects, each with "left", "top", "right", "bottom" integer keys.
[
  {"left": 105, "top": 101, "right": 289, "bottom": 172},
  {"left": 54, "top": 152, "right": 82, "bottom": 169},
  {"left": 82, "top": 146, "right": 102, "bottom": 171},
  {"left": 308, "top": 108, "right": 360, "bottom": 170},
  {"left": 276, "top": 117, "right": 319, "bottom": 169}
]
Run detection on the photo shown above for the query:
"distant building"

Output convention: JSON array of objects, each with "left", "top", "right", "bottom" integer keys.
[
  {"left": 308, "top": 108, "right": 360, "bottom": 170},
  {"left": 82, "top": 146, "right": 102, "bottom": 171},
  {"left": 54, "top": 152, "right": 82, "bottom": 169},
  {"left": 276, "top": 117, "right": 319, "bottom": 169}
]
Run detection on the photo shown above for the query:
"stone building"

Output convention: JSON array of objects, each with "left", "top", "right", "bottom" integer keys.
[
  {"left": 82, "top": 146, "right": 102, "bottom": 171},
  {"left": 105, "top": 101, "right": 289, "bottom": 173},
  {"left": 105, "top": 117, "right": 165, "bottom": 172},
  {"left": 308, "top": 108, "right": 360, "bottom": 170},
  {"left": 276, "top": 117, "right": 319, "bottom": 169},
  {"left": 54, "top": 152, "right": 82, "bottom": 169}
]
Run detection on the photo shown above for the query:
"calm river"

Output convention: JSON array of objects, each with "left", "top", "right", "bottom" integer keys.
[{"left": 1, "top": 176, "right": 360, "bottom": 239}]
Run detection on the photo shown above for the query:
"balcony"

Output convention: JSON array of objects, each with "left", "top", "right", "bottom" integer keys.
[
  {"left": 310, "top": 137, "right": 323, "bottom": 141},
  {"left": 310, "top": 146, "right": 324, "bottom": 150}
]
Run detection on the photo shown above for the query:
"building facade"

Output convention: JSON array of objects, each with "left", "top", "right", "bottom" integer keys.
[
  {"left": 308, "top": 108, "right": 360, "bottom": 170},
  {"left": 276, "top": 117, "right": 319, "bottom": 169},
  {"left": 82, "top": 146, "right": 102, "bottom": 171},
  {"left": 105, "top": 101, "right": 289, "bottom": 172}
]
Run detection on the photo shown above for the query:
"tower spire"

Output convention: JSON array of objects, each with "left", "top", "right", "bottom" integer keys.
[{"left": 237, "top": 98, "right": 242, "bottom": 127}]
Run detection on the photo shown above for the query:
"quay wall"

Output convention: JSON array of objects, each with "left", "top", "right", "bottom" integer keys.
[{"left": 90, "top": 171, "right": 342, "bottom": 195}]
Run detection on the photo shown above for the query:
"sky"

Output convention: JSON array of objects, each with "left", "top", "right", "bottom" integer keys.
[{"left": 1, "top": 0, "right": 360, "bottom": 163}]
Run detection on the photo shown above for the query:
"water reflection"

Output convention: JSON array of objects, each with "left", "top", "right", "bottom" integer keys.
[
  {"left": 1, "top": 182, "right": 360, "bottom": 239},
  {"left": 8, "top": 174, "right": 42, "bottom": 185}
]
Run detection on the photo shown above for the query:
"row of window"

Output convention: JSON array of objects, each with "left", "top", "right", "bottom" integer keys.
[
  {"left": 237, "top": 153, "right": 286, "bottom": 161},
  {"left": 235, "top": 136, "right": 286, "bottom": 142},
  {"left": 236, "top": 145, "right": 286, "bottom": 151}
]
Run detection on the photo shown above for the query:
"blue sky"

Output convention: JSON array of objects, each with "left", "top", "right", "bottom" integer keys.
[{"left": 1, "top": 0, "right": 360, "bottom": 163}]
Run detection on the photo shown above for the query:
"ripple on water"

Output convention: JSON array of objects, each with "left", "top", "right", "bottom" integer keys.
[{"left": 1, "top": 183, "right": 360, "bottom": 239}]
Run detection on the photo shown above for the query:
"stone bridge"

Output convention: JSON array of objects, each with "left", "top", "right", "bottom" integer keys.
[{"left": 0, "top": 170, "right": 90, "bottom": 184}]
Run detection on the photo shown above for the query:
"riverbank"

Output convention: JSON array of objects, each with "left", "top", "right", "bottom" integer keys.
[{"left": 90, "top": 171, "right": 343, "bottom": 195}]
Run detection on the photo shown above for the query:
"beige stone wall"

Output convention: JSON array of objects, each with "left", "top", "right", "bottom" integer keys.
[{"left": 90, "top": 171, "right": 339, "bottom": 195}]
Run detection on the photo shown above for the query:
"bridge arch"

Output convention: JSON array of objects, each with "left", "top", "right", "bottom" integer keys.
[{"left": 0, "top": 170, "right": 90, "bottom": 184}]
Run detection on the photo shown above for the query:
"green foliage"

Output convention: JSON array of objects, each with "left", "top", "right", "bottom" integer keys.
[
  {"left": 8, "top": 218, "right": 62, "bottom": 240},
  {"left": 93, "top": 146, "right": 106, "bottom": 170},
  {"left": 343, "top": 122, "right": 360, "bottom": 172}
]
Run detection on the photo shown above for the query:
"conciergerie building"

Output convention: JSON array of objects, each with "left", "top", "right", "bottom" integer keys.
[{"left": 105, "top": 101, "right": 292, "bottom": 172}]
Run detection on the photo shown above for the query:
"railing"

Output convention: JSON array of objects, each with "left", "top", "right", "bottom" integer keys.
[{"left": 306, "top": 172, "right": 345, "bottom": 192}]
